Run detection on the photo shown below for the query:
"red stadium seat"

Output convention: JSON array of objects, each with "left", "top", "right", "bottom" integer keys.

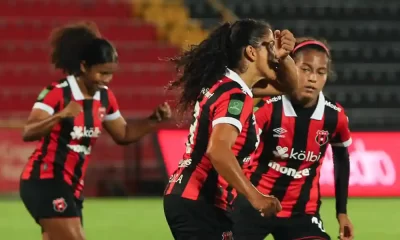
[
  {"left": 0, "top": 43, "right": 178, "bottom": 64},
  {"left": 0, "top": 2, "right": 131, "bottom": 18},
  {"left": 0, "top": 24, "right": 157, "bottom": 41}
]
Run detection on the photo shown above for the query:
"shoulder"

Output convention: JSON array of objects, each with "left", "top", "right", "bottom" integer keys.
[
  {"left": 261, "top": 95, "right": 283, "bottom": 105},
  {"left": 324, "top": 96, "right": 349, "bottom": 126},
  {"left": 37, "top": 79, "right": 68, "bottom": 100},
  {"left": 324, "top": 96, "right": 345, "bottom": 113}
]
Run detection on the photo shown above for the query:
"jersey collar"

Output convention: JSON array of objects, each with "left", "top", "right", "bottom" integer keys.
[
  {"left": 225, "top": 68, "right": 253, "bottom": 97},
  {"left": 282, "top": 91, "right": 325, "bottom": 120},
  {"left": 67, "top": 75, "right": 100, "bottom": 101}
]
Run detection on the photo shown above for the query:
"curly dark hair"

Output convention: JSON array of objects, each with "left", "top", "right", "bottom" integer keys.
[
  {"left": 50, "top": 21, "right": 116, "bottom": 75},
  {"left": 168, "top": 19, "right": 272, "bottom": 113}
]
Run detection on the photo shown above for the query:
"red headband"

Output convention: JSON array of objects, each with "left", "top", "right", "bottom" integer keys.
[{"left": 292, "top": 40, "right": 330, "bottom": 56}]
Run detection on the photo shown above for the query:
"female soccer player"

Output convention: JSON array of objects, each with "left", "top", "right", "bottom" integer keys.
[
  {"left": 232, "top": 38, "right": 355, "bottom": 240},
  {"left": 19, "top": 22, "right": 171, "bottom": 240},
  {"left": 163, "top": 19, "right": 297, "bottom": 240}
]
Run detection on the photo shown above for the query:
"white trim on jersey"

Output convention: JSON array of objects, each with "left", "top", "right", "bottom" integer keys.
[
  {"left": 104, "top": 110, "right": 121, "bottom": 121},
  {"left": 67, "top": 75, "right": 101, "bottom": 101},
  {"left": 282, "top": 92, "right": 325, "bottom": 120},
  {"left": 212, "top": 117, "right": 243, "bottom": 133},
  {"left": 33, "top": 102, "right": 54, "bottom": 115},
  {"left": 331, "top": 138, "right": 352, "bottom": 147}
]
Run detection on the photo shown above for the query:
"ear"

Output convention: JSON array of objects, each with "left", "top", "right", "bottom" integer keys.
[
  {"left": 80, "top": 61, "right": 87, "bottom": 73},
  {"left": 244, "top": 45, "right": 257, "bottom": 62}
]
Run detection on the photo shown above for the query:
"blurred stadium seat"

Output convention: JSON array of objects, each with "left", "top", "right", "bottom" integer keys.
[
  {"left": 0, "top": 0, "right": 180, "bottom": 117},
  {"left": 182, "top": 0, "right": 400, "bottom": 129}
]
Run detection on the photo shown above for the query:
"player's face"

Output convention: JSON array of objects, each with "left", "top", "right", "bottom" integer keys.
[
  {"left": 255, "top": 29, "right": 278, "bottom": 81},
  {"left": 294, "top": 49, "right": 329, "bottom": 101},
  {"left": 83, "top": 62, "right": 118, "bottom": 91}
]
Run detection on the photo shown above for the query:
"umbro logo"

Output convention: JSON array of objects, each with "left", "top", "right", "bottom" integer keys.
[{"left": 273, "top": 127, "right": 287, "bottom": 138}]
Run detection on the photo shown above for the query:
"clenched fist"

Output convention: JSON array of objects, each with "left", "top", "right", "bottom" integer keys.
[
  {"left": 274, "top": 29, "right": 296, "bottom": 59},
  {"left": 150, "top": 102, "right": 172, "bottom": 122},
  {"left": 59, "top": 101, "right": 82, "bottom": 118}
]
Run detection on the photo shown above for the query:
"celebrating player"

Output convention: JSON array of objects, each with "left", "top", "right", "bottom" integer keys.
[
  {"left": 163, "top": 19, "right": 297, "bottom": 240},
  {"left": 19, "top": 22, "right": 171, "bottom": 240},
  {"left": 232, "top": 38, "right": 354, "bottom": 240}
]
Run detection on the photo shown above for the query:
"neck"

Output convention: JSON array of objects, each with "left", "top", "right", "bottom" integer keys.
[
  {"left": 235, "top": 68, "right": 260, "bottom": 89},
  {"left": 76, "top": 76, "right": 96, "bottom": 97},
  {"left": 291, "top": 95, "right": 318, "bottom": 108}
]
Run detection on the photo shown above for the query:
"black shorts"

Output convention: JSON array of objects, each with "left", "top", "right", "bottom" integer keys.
[
  {"left": 163, "top": 195, "right": 233, "bottom": 240},
  {"left": 231, "top": 194, "right": 331, "bottom": 240},
  {"left": 20, "top": 179, "right": 83, "bottom": 229}
]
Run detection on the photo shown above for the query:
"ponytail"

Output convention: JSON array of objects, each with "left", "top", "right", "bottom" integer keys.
[
  {"left": 168, "top": 19, "right": 271, "bottom": 114},
  {"left": 168, "top": 22, "right": 232, "bottom": 113}
]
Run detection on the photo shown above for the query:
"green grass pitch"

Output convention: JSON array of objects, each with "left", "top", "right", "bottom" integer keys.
[{"left": 0, "top": 198, "right": 398, "bottom": 239}]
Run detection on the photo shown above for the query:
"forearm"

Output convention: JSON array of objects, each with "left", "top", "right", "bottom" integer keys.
[
  {"left": 207, "top": 145, "right": 257, "bottom": 199},
  {"left": 118, "top": 117, "right": 159, "bottom": 145},
  {"left": 22, "top": 113, "right": 62, "bottom": 141},
  {"left": 333, "top": 147, "right": 350, "bottom": 216},
  {"left": 277, "top": 56, "right": 298, "bottom": 92}
]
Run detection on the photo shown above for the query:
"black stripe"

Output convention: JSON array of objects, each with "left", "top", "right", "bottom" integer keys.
[
  {"left": 291, "top": 107, "right": 339, "bottom": 215},
  {"left": 250, "top": 101, "right": 282, "bottom": 187},
  {"left": 100, "top": 88, "right": 109, "bottom": 110},
  {"left": 53, "top": 84, "right": 72, "bottom": 181},
  {"left": 71, "top": 100, "right": 94, "bottom": 191},
  {"left": 269, "top": 104, "right": 311, "bottom": 207}
]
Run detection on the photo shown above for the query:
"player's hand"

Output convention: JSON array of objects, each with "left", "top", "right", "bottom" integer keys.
[
  {"left": 337, "top": 214, "right": 354, "bottom": 240},
  {"left": 150, "top": 102, "right": 172, "bottom": 122},
  {"left": 59, "top": 101, "right": 82, "bottom": 118},
  {"left": 274, "top": 29, "right": 296, "bottom": 60},
  {"left": 249, "top": 192, "right": 282, "bottom": 217}
]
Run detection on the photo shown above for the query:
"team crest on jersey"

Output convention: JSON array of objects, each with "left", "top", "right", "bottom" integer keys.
[
  {"left": 221, "top": 231, "right": 233, "bottom": 240},
  {"left": 98, "top": 107, "right": 106, "bottom": 120},
  {"left": 52, "top": 197, "right": 67, "bottom": 213},
  {"left": 315, "top": 130, "right": 329, "bottom": 146}
]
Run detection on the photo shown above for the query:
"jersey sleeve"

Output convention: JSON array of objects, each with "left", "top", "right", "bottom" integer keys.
[
  {"left": 211, "top": 92, "right": 253, "bottom": 133},
  {"left": 104, "top": 89, "right": 122, "bottom": 121},
  {"left": 32, "top": 85, "right": 61, "bottom": 115},
  {"left": 254, "top": 98, "right": 273, "bottom": 130},
  {"left": 330, "top": 109, "right": 352, "bottom": 147}
]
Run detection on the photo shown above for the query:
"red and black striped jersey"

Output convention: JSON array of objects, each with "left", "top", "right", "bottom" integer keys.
[
  {"left": 164, "top": 69, "right": 260, "bottom": 210},
  {"left": 21, "top": 75, "right": 120, "bottom": 199},
  {"left": 246, "top": 92, "right": 351, "bottom": 217}
]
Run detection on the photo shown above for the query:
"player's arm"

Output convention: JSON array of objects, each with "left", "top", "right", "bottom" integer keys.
[
  {"left": 330, "top": 111, "right": 352, "bottom": 217},
  {"left": 102, "top": 90, "right": 170, "bottom": 145},
  {"left": 252, "top": 57, "right": 298, "bottom": 97},
  {"left": 22, "top": 85, "right": 64, "bottom": 142},
  {"left": 205, "top": 93, "right": 260, "bottom": 201}
]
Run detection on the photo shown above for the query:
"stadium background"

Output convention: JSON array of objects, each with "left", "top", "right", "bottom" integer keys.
[{"left": 0, "top": 0, "right": 399, "bottom": 239}]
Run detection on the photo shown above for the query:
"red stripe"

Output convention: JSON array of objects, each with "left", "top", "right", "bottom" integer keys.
[
  {"left": 181, "top": 157, "right": 212, "bottom": 199},
  {"left": 305, "top": 161, "right": 323, "bottom": 213},
  {"left": 298, "top": 115, "right": 325, "bottom": 214}
]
